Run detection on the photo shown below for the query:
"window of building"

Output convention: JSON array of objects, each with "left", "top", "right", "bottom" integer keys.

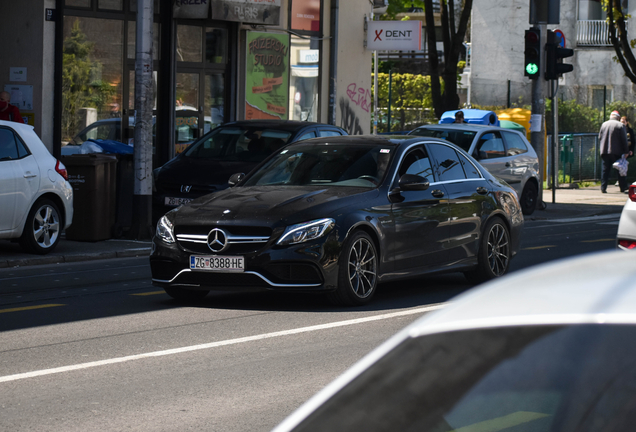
[{"left": 289, "top": 36, "right": 319, "bottom": 121}]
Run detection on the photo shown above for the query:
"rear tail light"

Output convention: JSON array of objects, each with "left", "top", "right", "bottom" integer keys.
[
  {"left": 619, "top": 239, "right": 636, "bottom": 249},
  {"left": 629, "top": 185, "right": 636, "bottom": 202},
  {"left": 55, "top": 160, "right": 68, "bottom": 181}
]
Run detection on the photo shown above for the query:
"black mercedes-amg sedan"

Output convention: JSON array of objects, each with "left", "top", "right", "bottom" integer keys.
[{"left": 150, "top": 135, "right": 523, "bottom": 306}]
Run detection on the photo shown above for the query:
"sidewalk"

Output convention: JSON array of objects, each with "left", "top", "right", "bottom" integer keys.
[{"left": 0, "top": 184, "right": 628, "bottom": 269}]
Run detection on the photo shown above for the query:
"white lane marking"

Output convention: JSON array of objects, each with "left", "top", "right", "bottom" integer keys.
[{"left": 0, "top": 304, "right": 445, "bottom": 384}]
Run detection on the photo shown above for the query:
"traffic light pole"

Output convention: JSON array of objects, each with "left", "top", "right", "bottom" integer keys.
[{"left": 531, "top": 24, "right": 547, "bottom": 211}]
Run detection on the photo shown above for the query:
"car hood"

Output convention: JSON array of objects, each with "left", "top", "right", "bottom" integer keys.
[
  {"left": 173, "top": 186, "right": 379, "bottom": 227},
  {"left": 157, "top": 155, "right": 260, "bottom": 188}
]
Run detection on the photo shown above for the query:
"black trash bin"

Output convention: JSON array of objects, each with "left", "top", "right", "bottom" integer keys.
[
  {"left": 113, "top": 154, "right": 134, "bottom": 238},
  {"left": 61, "top": 154, "right": 118, "bottom": 241}
]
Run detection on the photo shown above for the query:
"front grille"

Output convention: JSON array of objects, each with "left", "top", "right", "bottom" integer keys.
[
  {"left": 265, "top": 263, "right": 323, "bottom": 283},
  {"left": 175, "top": 225, "right": 272, "bottom": 254},
  {"left": 171, "top": 271, "right": 271, "bottom": 289}
]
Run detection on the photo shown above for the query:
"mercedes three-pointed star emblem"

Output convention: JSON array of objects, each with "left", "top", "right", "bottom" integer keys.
[{"left": 207, "top": 228, "right": 228, "bottom": 253}]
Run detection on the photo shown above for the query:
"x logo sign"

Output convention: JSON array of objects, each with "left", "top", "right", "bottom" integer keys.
[{"left": 374, "top": 30, "right": 383, "bottom": 41}]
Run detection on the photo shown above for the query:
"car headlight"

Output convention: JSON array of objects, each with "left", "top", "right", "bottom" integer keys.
[
  {"left": 156, "top": 214, "right": 176, "bottom": 244},
  {"left": 277, "top": 218, "right": 335, "bottom": 246}
]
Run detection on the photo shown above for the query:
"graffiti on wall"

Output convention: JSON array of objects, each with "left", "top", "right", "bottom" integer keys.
[
  {"left": 338, "top": 82, "right": 370, "bottom": 135},
  {"left": 346, "top": 83, "right": 371, "bottom": 113},
  {"left": 339, "top": 98, "right": 363, "bottom": 135}
]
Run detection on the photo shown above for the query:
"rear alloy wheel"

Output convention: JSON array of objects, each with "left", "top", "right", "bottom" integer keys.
[
  {"left": 520, "top": 182, "right": 538, "bottom": 215},
  {"left": 464, "top": 218, "right": 511, "bottom": 284},
  {"left": 164, "top": 287, "right": 210, "bottom": 301},
  {"left": 20, "top": 199, "right": 62, "bottom": 255},
  {"left": 328, "top": 231, "right": 378, "bottom": 306}
]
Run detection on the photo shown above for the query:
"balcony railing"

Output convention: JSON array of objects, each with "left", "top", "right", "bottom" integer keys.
[{"left": 577, "top": 20, "right": 628, "bottom": 46}]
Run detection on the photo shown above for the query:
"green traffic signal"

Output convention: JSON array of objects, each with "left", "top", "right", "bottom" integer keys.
[{"left": 526, "top": 63, "right": 539, "bottom": 75}]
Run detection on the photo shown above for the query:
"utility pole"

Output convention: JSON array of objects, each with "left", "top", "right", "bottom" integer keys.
[
  {"left": 530, "top": 24, "right": 547, "bottom": 210},
  {"left": 130, "top": 0, "right": 154, "bottom": 239}
]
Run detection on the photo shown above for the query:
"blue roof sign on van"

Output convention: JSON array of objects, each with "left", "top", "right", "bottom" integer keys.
[{"left": 439, "top": 109, "right": 500, "bottom": 126}]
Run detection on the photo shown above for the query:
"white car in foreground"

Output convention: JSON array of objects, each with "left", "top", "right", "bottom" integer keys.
[
  {"left": 617, "top": 182, "right": 636, "bottom": 249},
  {"left": 273, "top": 250, "right": 636, "bottom": 432},
  {"left": 0, "top": 120, "right": 73, "bottom": 254}
]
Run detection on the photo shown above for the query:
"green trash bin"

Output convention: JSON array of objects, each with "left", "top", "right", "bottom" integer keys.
[{"left": 61, "top": 154, "right": 118, "bottom": 241}]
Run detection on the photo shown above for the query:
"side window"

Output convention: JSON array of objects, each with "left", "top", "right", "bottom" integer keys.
[
  {"left": 319, "top": 129, "right": 344, "bottom": 137},
  {"left": 85, "top": 124, "right": 114, "bottom": 141},
  {"left": 457, "top": 152, "right": 481, "bottom": 179},
  {"left": 298, "top": 131, "right": 317, "bottom": 141},
  {"left": 475, "top": 132, "right": 505, "bottom": 159},
  {"left": 398, "top": 147, "right": 434, "bottom": 180},
  {"left": 428, "top": 143, "right": 466, "bottom": 182},
  {"left": 503, "top": 131, "right": 529, "bottom": 156},
  {"left": 0, "top": 128, "right": 19, "bottom": 160}
]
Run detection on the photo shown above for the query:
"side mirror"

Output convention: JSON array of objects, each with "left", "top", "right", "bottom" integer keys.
[
  {"left": 228, "top": 172, "right": 245, "bottom": 187},
  {"left": 398, "top": 174, "right": 430, "bottom": 191},
  {"left": 477, "top": 150, "right": 488, "bottom": 160}
]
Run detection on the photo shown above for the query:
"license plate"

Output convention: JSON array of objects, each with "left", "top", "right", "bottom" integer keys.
[
  {"left": 190, "top": 255, "right": 245, "bottom": 272},
  {"left": 165, "top": 196, "right": 193, "bottom": 206}
]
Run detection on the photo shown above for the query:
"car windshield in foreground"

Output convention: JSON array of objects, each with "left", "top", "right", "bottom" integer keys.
[
  {"left": 410, "top": 128, "right": 476, "bottom": 152},
  {"left": 293, "top": 324, "right": 636, "bottom": 432},
  {"left": 243, "top": 143, "right": 393, "bottom": 188},
  {"left": 184, "top": 127, "right": 292, "bottom": 161}
]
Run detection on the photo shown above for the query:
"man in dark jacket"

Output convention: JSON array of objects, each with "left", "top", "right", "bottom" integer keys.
[
  {"left": 599, "top": 110, "right": 629, "bottom": 193},
  {"left": 0, "top": 91, "right": 24, "bottom": 124}
]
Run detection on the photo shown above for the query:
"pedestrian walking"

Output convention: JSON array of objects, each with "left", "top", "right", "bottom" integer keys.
[
  {"left": 0, "top": 91, "right": 24, "bottom": 124},
  {"left": 599, "top": 110, "right": 629, "bottom": 193}
]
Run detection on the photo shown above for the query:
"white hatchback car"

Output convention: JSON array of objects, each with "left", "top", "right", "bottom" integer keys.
[
  {"left": 274, "top": 250, "right": 636, "bottom": 432},
  {"left": 0, "top": 120, "right": 73, "bottom": 254},
  {"left": 617, "top": 182, "right": 636, "bottom": 249}
]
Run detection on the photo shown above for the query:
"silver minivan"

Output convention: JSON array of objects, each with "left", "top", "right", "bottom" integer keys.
[{"left": 409, "top": 124, "right": 540, "bottom": 215}]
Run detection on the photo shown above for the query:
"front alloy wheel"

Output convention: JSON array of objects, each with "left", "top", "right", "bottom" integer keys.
[{"left": 329, "top": 231, "right": 378, "bottom": 306}]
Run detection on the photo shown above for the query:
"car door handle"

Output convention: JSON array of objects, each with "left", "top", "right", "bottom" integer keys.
[
  {"left": 431, "top": 189, "right": 445, "bottom": 198},
  {"left": 24, "top": 172, "right": 37, "bottom": 179},
  {"left": 476, "top": 186, "right": 488, "bottom": 195}
]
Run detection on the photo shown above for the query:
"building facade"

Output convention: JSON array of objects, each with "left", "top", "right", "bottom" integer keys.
[
  {"left": 468, "top": 0, "right": 636, "bottom": 109},
  {"left": 0, "top": 0, "right": 373, "bottom": 167}
]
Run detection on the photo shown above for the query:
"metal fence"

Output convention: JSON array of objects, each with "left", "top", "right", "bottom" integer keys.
[{"left": 548, "top": 133, "right": 613, "bottom": 187}]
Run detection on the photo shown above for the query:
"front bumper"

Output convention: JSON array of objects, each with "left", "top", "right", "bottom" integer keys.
[{"left": 150, "top": 231, "right": 341, "bottom": 292}]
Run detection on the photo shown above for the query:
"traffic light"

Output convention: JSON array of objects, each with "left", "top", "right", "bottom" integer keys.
[
  {"left": 524, "top": 27, "right": 541, "bottom": 79},
  {"left": 545, "top": 30, "right": 574, "bottom": 80}
]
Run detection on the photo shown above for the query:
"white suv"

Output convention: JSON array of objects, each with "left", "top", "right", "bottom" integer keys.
[{"left": 0, "top": 120, "right": 73, "bottom": 254}]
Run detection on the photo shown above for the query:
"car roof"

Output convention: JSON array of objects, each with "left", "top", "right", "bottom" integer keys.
[
  {"left": 221, "top": 120, "right": 345, "bottom": 132},
  {"left": 272, "top": 250, "right": 636, "bottom": 431},
  {"left": 0, "top": 119, "right": 35, "bottom": 133},
  {"left": 284, "top": 134, "right": 447, "bottom": 148},
  {"left": 411, "top": 124, "right": 506, "bottom": 133}
]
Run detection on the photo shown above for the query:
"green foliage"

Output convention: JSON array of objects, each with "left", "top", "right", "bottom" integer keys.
[
  {"left": 383, "top": 0, "right": 425, "bottom": 19},
  {"left": 372, "top": 72, "right": 437, "bottom": 132}
]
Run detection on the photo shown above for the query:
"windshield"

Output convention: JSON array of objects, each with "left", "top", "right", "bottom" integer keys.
[
  {"left": 243, "top": 143, "right": 394, "bottom": 188},
  {"left": 293, "top": 324, "right": 636, "bottom": 432},
  {"left": 410, "top": 128, "right": 476, "bottom": 152},
  {"left": 184, "top": 126, "right": 292, "bottom": 162}
]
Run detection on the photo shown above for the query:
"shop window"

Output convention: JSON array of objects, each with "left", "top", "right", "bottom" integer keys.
[
  {"left": 61, "top": 17, "right": 123, "bottom": 143},
  {"left": 98, "top": 0, "right": 122, "bottom": 10},
  {"left": 177, "top": 25, "right": 203, "bottom": 63},
  {"left": 65, "top": 0, "right": 91, "bottom": 7},
  {"left": 205, "top": 74, "right": 225, "bottom": 130},
  {"left": 206, "top": 28, "right": 227, "bottom": 64},
  {"left": 289, "top": 36, "right": 319, "bottom": 122},
  {"left": 127, "top": 22, "right": 161, "bottom": 60}
]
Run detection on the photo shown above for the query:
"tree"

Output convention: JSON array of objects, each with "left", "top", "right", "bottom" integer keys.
[
  {"left": 384, "top": 0, "right": 472, "bottom": 118},
  {"left": 605, "top": 0, "right": 636, "bottom": 83}
]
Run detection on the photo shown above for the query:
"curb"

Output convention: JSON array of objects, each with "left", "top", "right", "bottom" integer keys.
[{"left": 0, "top": 248, "right": 150, "bottom": 269}]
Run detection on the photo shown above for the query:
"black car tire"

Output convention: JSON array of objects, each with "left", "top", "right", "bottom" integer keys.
[
  {"left": 328, "top": 231, "right": 378, "bottom": 306},
  {"left": 164, "top": 287, "right": 210, "bottom": 301},
  {"left": 20, "top": 199, "right": 62, "bottom": 255},
  {"left": 520, "top": 182, "right": 537, "bottom": 215},
  {"left": 464, "top": 217, "right": 511, "bottom": 285}
]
